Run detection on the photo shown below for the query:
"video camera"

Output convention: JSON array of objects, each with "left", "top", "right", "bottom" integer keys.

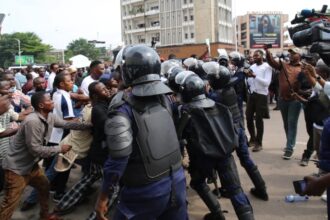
[{"left": 288, "top": 5, "right": 330, "bottom": 65}]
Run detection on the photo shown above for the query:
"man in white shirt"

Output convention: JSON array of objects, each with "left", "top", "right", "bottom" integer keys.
[
  {"left": 46, "top": 63, "right": 59, "bottom": 91},
  {"left": 245, "top": 50, "right": 272, "bottom": 152},
  {"left": 80, "top": 61, "right": 105, "bottom": 96}
]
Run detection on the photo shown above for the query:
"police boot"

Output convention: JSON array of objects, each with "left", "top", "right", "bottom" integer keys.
[
  {"left": 246, "top": 166, "right": 268, "bottom": 201},
  {"left": 195, "top": 185, "right": 225, "bottom": 220},
  {"left": 236, "top": 206, "right": 255, "bottom": 220}
]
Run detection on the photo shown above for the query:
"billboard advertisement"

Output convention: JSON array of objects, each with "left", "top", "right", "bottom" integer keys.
[
  {"left": 15, "top": 55, "right": 34, "bottom": 65},
  {"left": 249, "top": 14, "right": 281, "bottom": 48}
]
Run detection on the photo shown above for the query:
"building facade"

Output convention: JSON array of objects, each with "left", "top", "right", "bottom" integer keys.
[
  {"left": 236, "top": 12, "right": 289, "bottom": 55},
  {"left": 120, "top": 0, "right": 234, "bottom": 57}
]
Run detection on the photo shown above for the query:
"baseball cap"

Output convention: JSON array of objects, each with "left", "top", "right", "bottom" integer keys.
[{"left": 288, "top": 48, "right": 302, "bottom": 54}]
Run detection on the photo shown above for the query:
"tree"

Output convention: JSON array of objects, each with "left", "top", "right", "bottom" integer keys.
[
  {"left": 66, "top": 38, "right": 100, "bottom": 60},
  {"left": 0, "top": 32, "right": 52, "bottom": 68}
]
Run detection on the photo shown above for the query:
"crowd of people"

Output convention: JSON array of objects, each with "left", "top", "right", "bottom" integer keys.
[{"left": 0, "top": 44, "right": 329, "bottom": 220}]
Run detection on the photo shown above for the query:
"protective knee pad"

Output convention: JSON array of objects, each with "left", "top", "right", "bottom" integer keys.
[
  {"left": 217, "top": 156, "right": 242, "bottom": 196},
  {"left": 193, "top": 183, "right": 222, "bottom": 214},
  {"left": 235, "top": 205, "right": 255, "bottom": 220}
]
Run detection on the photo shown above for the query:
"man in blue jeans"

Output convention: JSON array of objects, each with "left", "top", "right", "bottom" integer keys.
[{"left": 266, "top": 47, "right": 302, "bottom": 159}]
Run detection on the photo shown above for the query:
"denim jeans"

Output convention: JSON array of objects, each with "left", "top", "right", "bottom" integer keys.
[{"left": 278, "top": 99, "right": 302, "bottom": 151}]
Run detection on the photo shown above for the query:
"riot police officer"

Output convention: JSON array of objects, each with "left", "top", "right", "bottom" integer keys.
[
  {"left": 205, "top": 62, "right": 269, "bottom": 201},
  {"left": 95, "top": 45, "right": 187, "bottom": 220},
  {"left": 176, "top": 72, "right": 255, "bottom": 220},
  {"left": 229, "top": 52, "right": 248, "bottom": 120}
]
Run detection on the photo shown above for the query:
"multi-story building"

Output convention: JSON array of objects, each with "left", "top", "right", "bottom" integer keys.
[
  {"left": 120, "top": 0, "right": 236, "bottom": 58},
  {"left": 235, "top": 12, "right": 289, "bottom": 55}
]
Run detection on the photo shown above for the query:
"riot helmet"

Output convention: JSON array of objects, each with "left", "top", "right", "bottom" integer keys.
[
  {"left": 205, "top": 63, "right": 232, "bottom": 90},
  {"left": 161, "top": 59, "right": 182, "bottom": 78},
  {"left": 189, "top": 60, "right": 207, "bottom": 79},
  {"left": 229, "top": 51, "right": 242, "bottom": 67},
  {"left": 218, "top": 49, "right": 229, "bottom": 67},
  {"left": 121, "top": 45, "right": 172, "bottom": 96},
  {"left": 183, "top": 57, "right": 198, "bottom": 69},
  {"left": 167, "top": 67, "right": 185, "bottom": 93},
  {"left": 176, "top": 72, "right": 215, "bottom": 107},
  {"left": 113, "top": 47, "right": 125, "bottom": 71}
]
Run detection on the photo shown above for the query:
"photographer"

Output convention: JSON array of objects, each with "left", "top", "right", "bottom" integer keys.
[
  {"left": 265, "top": 47, "right": 303, "bottom": 159},
  {"left": 245, "top": 50, "right": 272, "bottom": 152},
  {"left": 301, "top": 62, "right": 330, "bottom": 215}
]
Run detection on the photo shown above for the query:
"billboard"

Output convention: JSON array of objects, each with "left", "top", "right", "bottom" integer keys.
[
  {"left": 249, "top": 14, "right": 281, "bottom": 48},
  {"left": 15, "top": 55, "right": 34, "bottom": 65}
]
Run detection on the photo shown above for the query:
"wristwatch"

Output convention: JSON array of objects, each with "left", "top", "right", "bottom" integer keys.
[{"left": 316, "top": 76, "right": 321, "bottom": 81}]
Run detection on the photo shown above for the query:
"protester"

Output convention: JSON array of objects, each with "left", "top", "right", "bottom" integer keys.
[
  {"left": 80, "top": 61, "right": 105, "bottom": 96},
  {"left": 53, "top": 81, "right": 111, "bottom": 216},
  {"left": 266, "top": 47, "right": 303, "bottom": 159},
  {"left": 47, "top": 63, "right": 59, "bottom": 91},
  {"left": 245, "top": 50, "right": 272, "bottom": 152},
  {"left": 0, "top": 91, "right": 91, "bottom": 220}
]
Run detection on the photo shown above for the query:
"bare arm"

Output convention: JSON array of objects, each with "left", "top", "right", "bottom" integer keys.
[{"left": 265, "top": 48, "right": 281, "bottom": 70}]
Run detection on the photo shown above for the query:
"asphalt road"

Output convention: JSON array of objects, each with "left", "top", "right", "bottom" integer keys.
[{"left": 8, "top": 103, "right": 327, "bottom": 220}]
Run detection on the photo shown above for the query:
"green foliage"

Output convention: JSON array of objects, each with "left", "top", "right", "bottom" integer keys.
[
  {"left": 0, "top": 32, "right": 52, "bottom": 68},
  {"left": 66, "top": 38, "right": 100, "bottom": 60}
]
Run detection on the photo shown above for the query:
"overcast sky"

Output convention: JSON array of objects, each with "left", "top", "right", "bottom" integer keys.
[{"left": 0, "top": 0, "right": 328, "bottom": 49}]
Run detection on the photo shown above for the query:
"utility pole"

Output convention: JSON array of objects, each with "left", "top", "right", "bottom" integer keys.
[{"left": 14, "top": 38, "right": 21, "bottom": 67}]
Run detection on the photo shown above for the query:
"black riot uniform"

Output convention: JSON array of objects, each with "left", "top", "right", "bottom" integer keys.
[
  {"left": 205, "top": 62, "right": 269, "bottom": 201},
  {"left": 99, "top": 45, "right": 187, "bottom": 220},
  {"left": 176, "top": 72, "right": 255, "bottom": 220}
]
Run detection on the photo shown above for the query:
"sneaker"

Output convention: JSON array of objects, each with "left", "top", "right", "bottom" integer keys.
[
  {"left": 282, "top": 150, "right": 293, "bottom": 160},
  {"left": 300, "top": 157, "right": 309, "bottom": 167},
  {"left": 53, "top": 193, "right": 65, "bottom": 203},
  {"left": 321, "top": 194, "right": 327, "bottom": 202},
  {"left": 252, "top": 144, "right": 263, "bottom": 152},
  {"left": 20, "top": 201, "right": 37, "bottom": 211},
  {"left": 273, "top": 106, "right": 280, "bottom": 111},
  {"left": 248, "top": 140, "right": 256, "bottom": 148}
]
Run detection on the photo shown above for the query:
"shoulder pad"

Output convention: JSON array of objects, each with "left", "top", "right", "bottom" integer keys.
[
  {"left": 104, "top": 113, "right": 133, "bottom": 158},
  {"left": 108, "top": 91, "right": 126, "bottom": 112}
]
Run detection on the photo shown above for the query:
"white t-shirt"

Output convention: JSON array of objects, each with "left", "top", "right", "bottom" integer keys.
[
  {"left": 47, "top": 72, "right": 56, "bottom": 91},
  {"left": 30, "top": 71, "right": 39, "bottom": 79},
  {"left": 247, "top": 62, "right": 272, "bottom": 96},
  {"left": 80, "top": 75, "right": 96, "bottom": 96}
]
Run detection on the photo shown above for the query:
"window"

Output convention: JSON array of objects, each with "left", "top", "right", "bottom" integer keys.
[
  {"left": 184, "top": 0, "right": 187, "bottom": 4},
  {"left": 191, "top": 33, "right": 194, "bottom": 38},
  {"left": 150, "top": 5, "right": 159, "bottom": 10},
  {"left": 190, "top": 15, "right": 194, "bottom": 21},
  {"left": 241, "top": 23, "right": 247, "bottom": 31},
  {"left": 185, "top": 33, "right": 188, "bottom": 39},
  {"left": 190, "top": 0, "right": 193, "bottom": 3},
  {"left": 184, "top": 16, "right": 188, "bottom": 21}
]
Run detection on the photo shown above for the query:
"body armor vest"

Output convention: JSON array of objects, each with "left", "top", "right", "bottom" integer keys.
[
  {"left": 217, "top": 87, "right": 243, "bottom": 126},
  {"left": 122, "top": 95, "right": 182, "bottom": 187}
]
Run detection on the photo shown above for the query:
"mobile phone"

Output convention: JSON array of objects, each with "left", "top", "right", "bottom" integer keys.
[
  {"left": 264, "top": 44, "right": 273, "bottom": 49},
  {"left": 293, "top": 180, "right": 306, "bottom": 194}
]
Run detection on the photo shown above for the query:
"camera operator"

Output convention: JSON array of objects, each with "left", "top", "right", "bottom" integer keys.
[
  {"left": 297, "top": 59, "right": 330, "bottom": 166},
  {"left": 245, "top": 50, "right": 272, "bottom": 152},
  {"left": 265, "top": 47, "right": 303, "bottom": 159}
]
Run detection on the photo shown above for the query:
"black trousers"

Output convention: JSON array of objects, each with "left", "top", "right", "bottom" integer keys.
[{"left": 245, "top": 92, "right": 269, "bottom": 145}]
